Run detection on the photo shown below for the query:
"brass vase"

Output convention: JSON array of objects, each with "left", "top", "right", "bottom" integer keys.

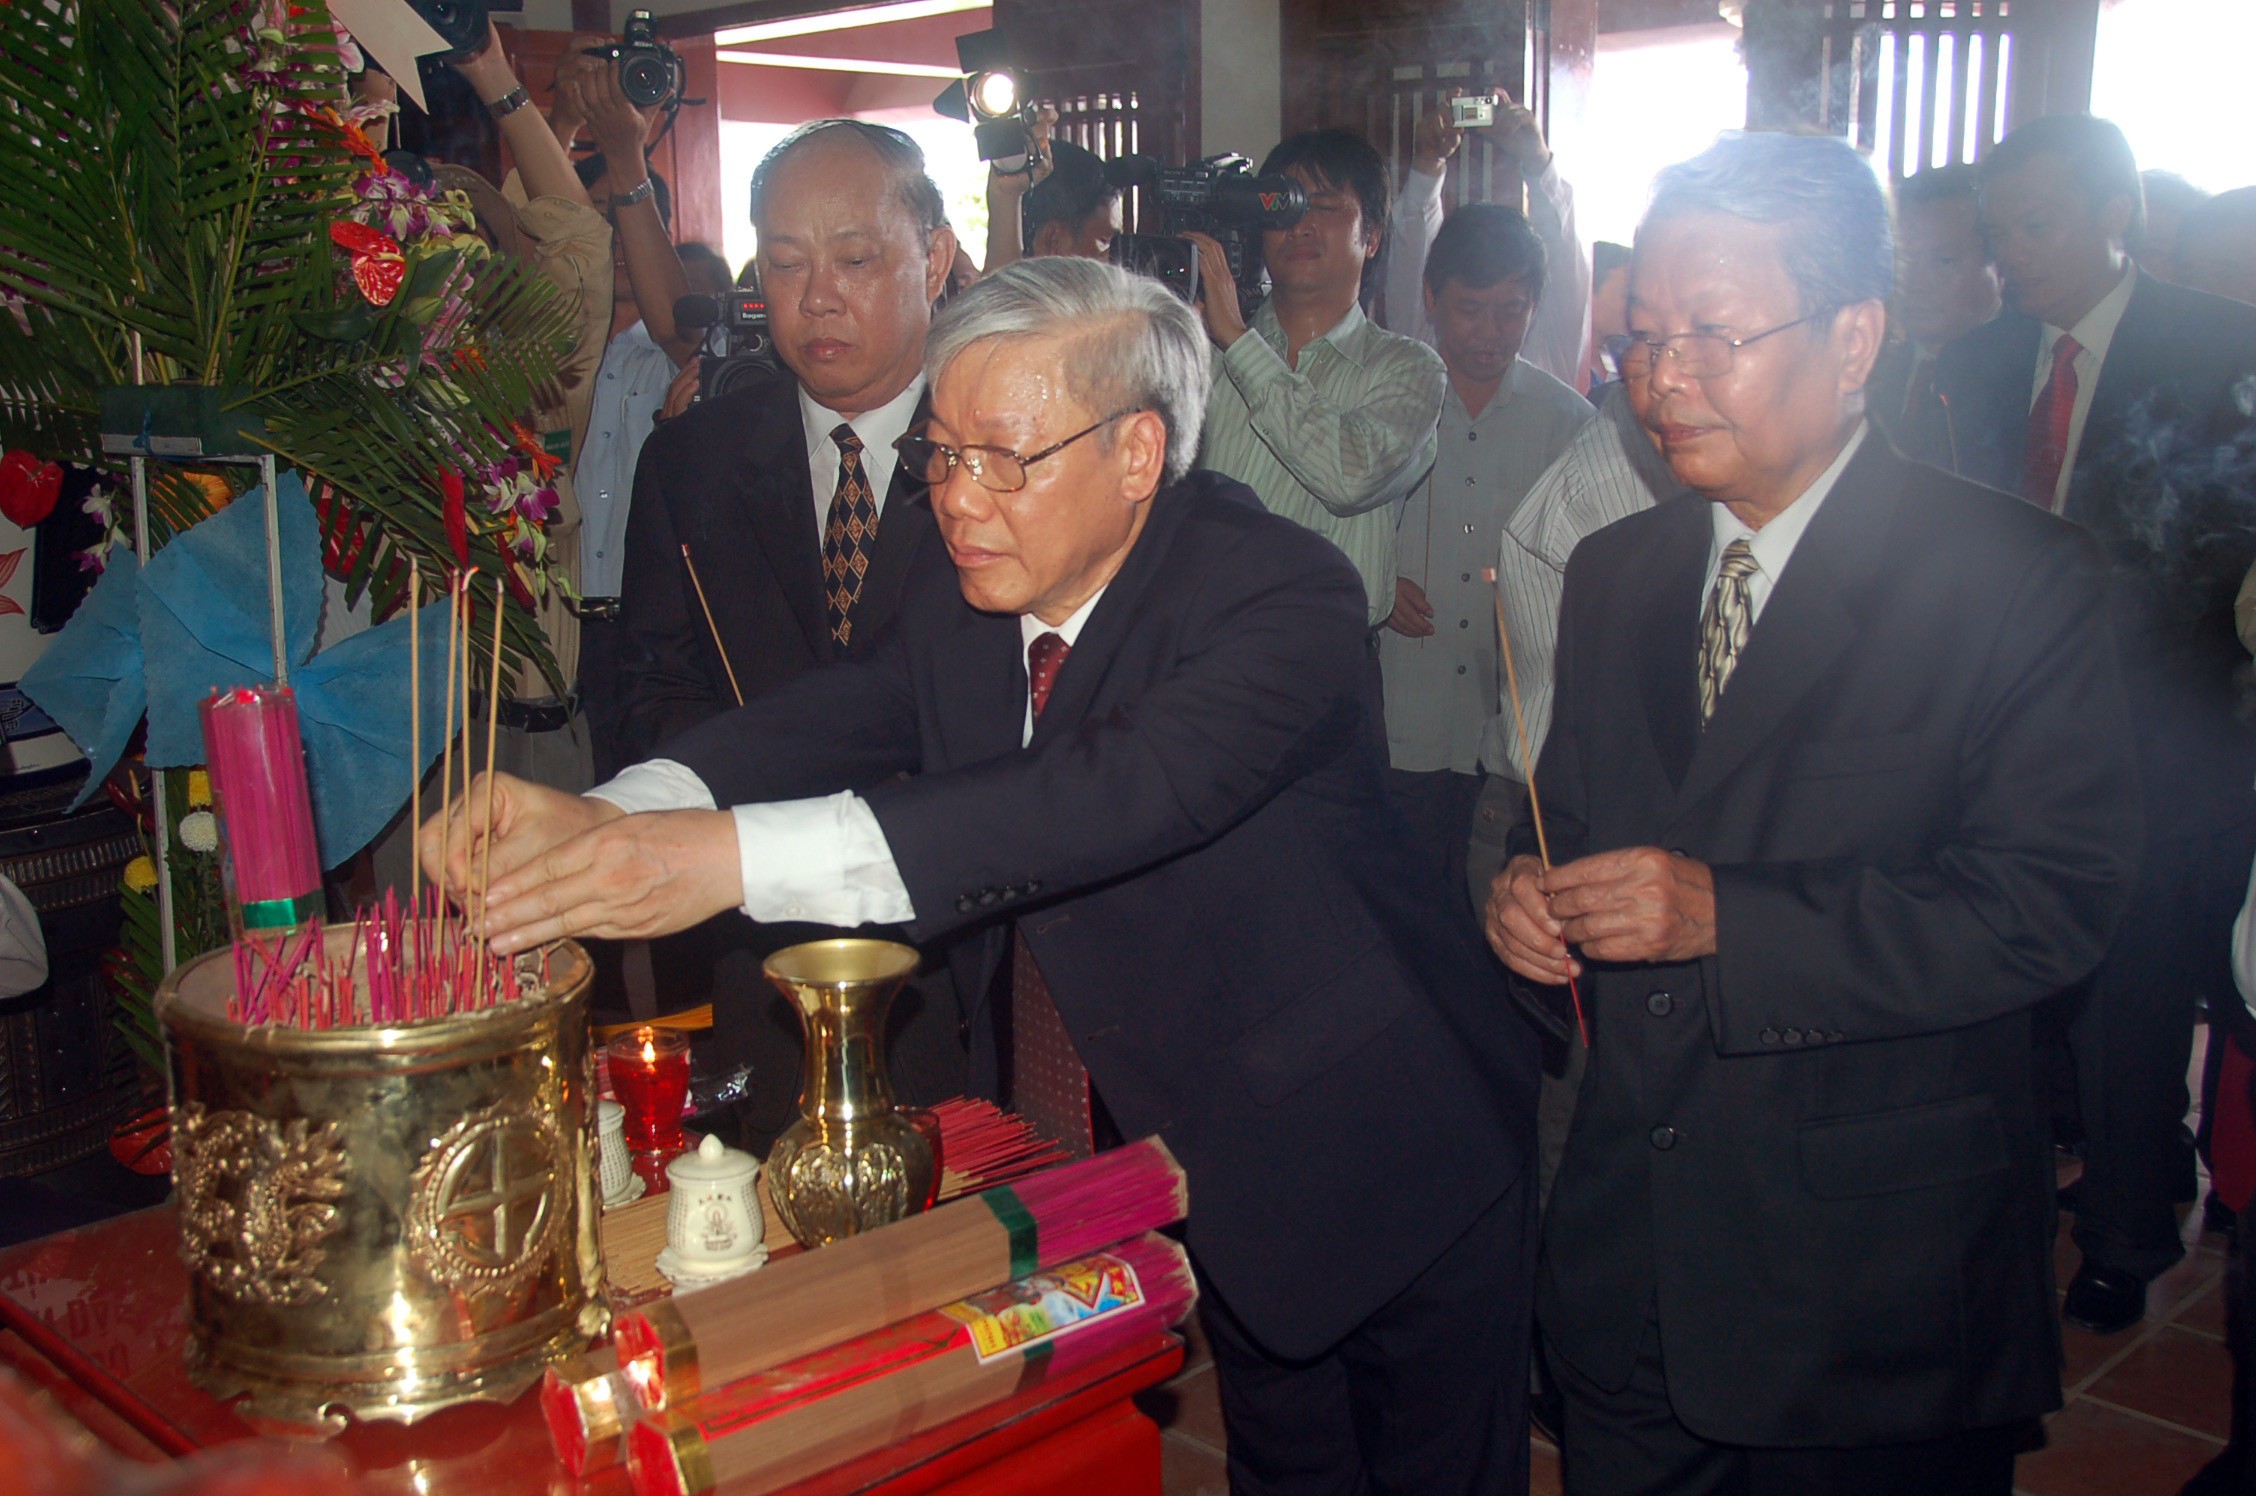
[{"left": 762, "top": 939, "right": 935, "bottom": 1247}]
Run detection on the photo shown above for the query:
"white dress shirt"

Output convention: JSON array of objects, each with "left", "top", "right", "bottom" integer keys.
[
  {"left": 798, "top": 377, "right": 925, "bottom": 536},
  {"left": 588, "top": 588, "right": 1109, "bottom": 929},
  {"left": 2030, "top": 264, "right": 2137, "bottom": 511},
  {"left": 1703, "top": 422, "right": 1870, "bottom": 623}
]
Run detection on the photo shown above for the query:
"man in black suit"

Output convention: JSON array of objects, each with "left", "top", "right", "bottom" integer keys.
[
  {"left": 601, "top": 121, "right": 966, "bottom": 1142},
  {"left": 431, "top": 257, "right": 1541, "bottom": 1495},
  {"left": 1920, "top": 113, "right": 2256, "bottom": 1335},
  {"left": 1485, "top": 132, "right": 2141, "bottom": 1494},
  {"left": 1869, "top": 163, "right": 1999, "bottom": 450}
]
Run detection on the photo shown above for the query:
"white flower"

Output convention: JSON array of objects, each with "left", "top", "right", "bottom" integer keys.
[{"left": 179, "top": 810, "right": 220, "bottom": 854}]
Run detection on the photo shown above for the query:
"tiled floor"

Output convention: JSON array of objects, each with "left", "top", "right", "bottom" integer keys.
[{"left": 1142, "top": 1165, "right": 2233, "bottom": 1496}]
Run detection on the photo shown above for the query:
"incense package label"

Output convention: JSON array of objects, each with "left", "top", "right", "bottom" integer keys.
[{"left": 938, "top": 1256, "right": 1144, "bottom": 1365}]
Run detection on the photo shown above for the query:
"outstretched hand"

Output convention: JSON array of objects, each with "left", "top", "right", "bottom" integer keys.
[
  {"left": 477, "top": 807, "right": 743, "bottom": 953},
  {"left": 417, "top": 771, "right": 617, "bottom": 912}
]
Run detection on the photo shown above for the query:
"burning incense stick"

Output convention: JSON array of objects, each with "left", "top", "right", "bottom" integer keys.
[
  {"left": 1488, "top": 571, "right": 1589, "bottom": 1049},
  {"left": 680, "top": 544, "right": 743, "bottom": 707},
  {"left": 437, "top": 570, "right": 462, "bottom": 954},
  {"left": 478, "top": 576, "right": 504, "bottom": 991},
  {"left": 409, "top": 559, "right": 421, "bottom": 919}
]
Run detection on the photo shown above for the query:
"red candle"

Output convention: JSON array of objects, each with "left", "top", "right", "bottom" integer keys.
[{"left": 607, "top": 1027, "right": 691, "bottom": 1154}]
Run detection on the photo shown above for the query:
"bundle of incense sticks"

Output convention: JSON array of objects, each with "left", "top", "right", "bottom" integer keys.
[
  {"left": 926, "top": 1096, "right": 1070, "bottom": 1190},
  {"left": 610, "top": 1136, "right": 1187, "bottom": 1412},
  {"left": 200, "top": 686, "right": 323, "bottom": 937},
  {"left": 625, "top": 1234, "right": 1196, "bottom": 1496},
  {"left": 224, "top": 886, "right": 547, "bottom": 1028}
]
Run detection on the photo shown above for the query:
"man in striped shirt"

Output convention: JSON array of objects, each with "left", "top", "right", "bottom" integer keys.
[{"left": 1189, "top": 129, "right": 1447, "bottom": 632}]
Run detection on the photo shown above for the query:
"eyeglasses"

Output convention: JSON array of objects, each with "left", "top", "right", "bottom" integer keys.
[
  {"left": 894, "top": 408, "right": 1146, "bottom": 494},
  {"left": 1615, "top": 310, "right": 1835, "bottom": 379}
]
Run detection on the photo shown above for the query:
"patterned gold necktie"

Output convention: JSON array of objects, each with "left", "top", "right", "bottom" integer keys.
[
  {"left": 1697, "top": 538, "right": 1760, "bottom": 725},
  {"left": 822, "top": 424, "right": 880, "bottom": 647}
]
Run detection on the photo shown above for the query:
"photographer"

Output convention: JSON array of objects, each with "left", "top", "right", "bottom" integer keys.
[
  {"left": 448, "top": 24, "right": 611, "bottom": 792},
  {"left": 609, "top": 120, "right": 968, "bottom": 1144},
  {"left": 1382, "top": 100, "right": 1591, "bottom": 392},
  {"left": 1194, "top": 129, "right": 1447, "bottom": 630},
  {"left": 985, "top": 120, "right": 1122, "bottom": 274}
]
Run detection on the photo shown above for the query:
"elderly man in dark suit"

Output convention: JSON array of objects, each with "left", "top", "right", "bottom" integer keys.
[
  {"left": 1918, "top": 113, "right": 2256, "bottom": 1336},
  {"left": 1485, "top": 132, "right": 2141, "bottom": 1494},
  {"left": 429, "top": 257, "right": 1542, "bottom": 1496},
  {"left": 599, "top": 121, "right": 965, "bottom": 1140}
]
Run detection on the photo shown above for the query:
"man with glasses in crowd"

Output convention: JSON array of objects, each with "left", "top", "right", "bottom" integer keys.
[
  {"left": 603, "top": 119, "right": 968, "bottom": 1145},
  {"left": 1486, "top": 132, "right": 2139, "bottom": 1493},
  {"left": 426, "top": 256, "right": 1542, "bottom": 1496}
]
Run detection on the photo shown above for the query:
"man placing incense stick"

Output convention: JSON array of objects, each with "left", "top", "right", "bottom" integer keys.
[
  {"left": 1482, "top": 133, "right": 2142, "bottom": 1494},
  {"left": 426, "top": 256, "right": 1541, "bottom": 1495}
]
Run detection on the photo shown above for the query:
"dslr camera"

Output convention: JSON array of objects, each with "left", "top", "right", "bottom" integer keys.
[
  {"left": 1107, "top": 154, "right": 1307, "bottom": 309},
  {"left": 675, "top": 285, "right": 779, "bottom": 402},
  {"left": 582, "top": 10, "right": 688, "bottom": 111}
]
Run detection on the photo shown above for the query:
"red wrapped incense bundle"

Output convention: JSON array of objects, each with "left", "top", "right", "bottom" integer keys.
[
  {"left": 611, "top": 1135, "right": 1187, "bottom": 1411},
  {"left": 200, "top": 686, "right": 322, "bottom": 936},
  {"left": 626, "top": 1234, "right": 1195, "bottom": 1496}
]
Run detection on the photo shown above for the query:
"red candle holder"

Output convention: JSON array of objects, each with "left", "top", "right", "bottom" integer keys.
[{"left": 606, "top": 1026, "right": 691, "bottom": 1154}]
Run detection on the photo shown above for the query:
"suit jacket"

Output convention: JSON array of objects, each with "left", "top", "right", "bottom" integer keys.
[
  {"left": 616, "top": 365, "right": 937, "bottom": 764},
  {"left": 1526, "top": 437, "right": 2140, "bottom": 1446},
  {"left": 661, "top": 470, "right": 1540, "bottom": 1360},
  {"left": 1923, "top": 274, "right": 2256, "bottom": 843}
]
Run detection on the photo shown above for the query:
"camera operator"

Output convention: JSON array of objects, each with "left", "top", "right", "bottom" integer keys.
[
  {"left": 1193, "top": 129, "right": 1447, "bottom": 632},
  {"left": 1382, "top": 100, "right": 1592, "bottom": 392},
  {"left": 984, "top": 116, "right": 1122, "bottom": 274},
  {"left": 608, "top": 120, "right": 968, "bottom": 1145}
]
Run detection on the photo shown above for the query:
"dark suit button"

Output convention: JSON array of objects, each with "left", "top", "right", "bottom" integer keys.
[
  {"left": 1649, "top": 1125, "right": 1677, "bottom": 1151},
  {"left": 977, "top": 889, "right": 1000, "bottom": 908},
  {"left": 1783, "top": 1028, "right": 1803, "bottom": 1045},
  {"left": 956, "top": 895, "right": 975, "bottom": 914},
  {"left": 1830, "top": 1031, "right": 1845, "bottom": 1043},
  {"left": 1025, "top": 881, "right": 1041, "bottom": 895},
  {"left": 1646, "top": 991, "right": 1673, "bottom": 1017},
  {"left": 1803, "top": 1029, "right": 1824, "bottom": 1045},
  {"left": 1760, "top": 1027, "right": 1779, "bottom": 1045}
]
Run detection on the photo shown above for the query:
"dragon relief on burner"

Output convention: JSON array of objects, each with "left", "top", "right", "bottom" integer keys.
[{"left": 173, "top": 1103, "right": 349, "bottom": 1306}]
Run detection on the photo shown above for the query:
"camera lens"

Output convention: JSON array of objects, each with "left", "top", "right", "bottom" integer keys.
[{"left": 619, "top": 54, "right": 668, "bottom": 108}]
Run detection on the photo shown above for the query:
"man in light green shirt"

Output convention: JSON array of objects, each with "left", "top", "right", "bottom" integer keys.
[{"left": 1188, "top": 130, "right": 1447, "bottom": 628}]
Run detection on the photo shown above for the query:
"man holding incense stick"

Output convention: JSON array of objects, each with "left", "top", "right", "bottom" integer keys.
[
  {"left": 428, "top": 257, "right": 1541, "bottom": 1495},
  {"left": 1482, "top": 133, "right": 2140, "bottom": 1493}
]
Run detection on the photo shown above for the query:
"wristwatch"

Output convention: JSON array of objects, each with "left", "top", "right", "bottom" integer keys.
[
  {"left": 614, "top": 178, "right": 656, "bottom": 208},
  {"left": 484, "top": 85, "right": 530, "bottom": 121}
]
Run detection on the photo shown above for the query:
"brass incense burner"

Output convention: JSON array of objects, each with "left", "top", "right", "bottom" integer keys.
[
  {"left": 156, "top": 931, "right": 606, "bottom": 1434},
  {"left": 763, "top": 939, "right": 936, "bottom": 1247}
]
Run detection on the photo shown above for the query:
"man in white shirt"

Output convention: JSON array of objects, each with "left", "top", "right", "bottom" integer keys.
[
  {"left": 1381, "top": 100, "right": 1591, "bottom": 392},
  {"left": 425, "top": 258, "right": 1541, "bottom": 1496}
]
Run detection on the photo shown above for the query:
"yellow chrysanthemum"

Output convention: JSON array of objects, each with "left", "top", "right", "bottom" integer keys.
[
  {"left": 123, "top": 855, "right": 158, "bottom": 894},
  {"left": 187, "top": 769, "right": 212, "bottom": 808}
]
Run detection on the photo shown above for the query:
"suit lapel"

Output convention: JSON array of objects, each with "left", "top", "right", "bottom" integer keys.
[
  {"left": 1632, "top": 501, "right": 1709, "bottom": 788},
  {"left": 744, "top": 387, "right": 832, "bottom": 662},
  {"left": 1668, "top": 439, "right": 1900, "bottom": 825},
  {"left": 845, "top": 392, "right": 938, "bottom": 656},
  {"left": 1024, "top": 477, "right": 1200, "bottom": 746},
  {"left": 2063, "top": 273, "right": 2162, "bottom": 527}
]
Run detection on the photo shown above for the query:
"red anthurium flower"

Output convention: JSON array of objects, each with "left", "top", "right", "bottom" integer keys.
[
  {"left": 439, "top": 467, "right": 470, "bottom": 567},
  {"left": 0, "top": 450, "right": 62, "bottom": 529},
  {"left": 331, "top": 220, "right": 406, "bottom": 307}
]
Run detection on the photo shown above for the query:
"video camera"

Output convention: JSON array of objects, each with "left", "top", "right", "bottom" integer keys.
[
  {"left": 408, "top": 0, "right": 521, "bottom": 62},
  {"left": 675, "top": 285, "right": 779, "bottom": 402},
  {"left": 582, "top": 10, "right": 688, "bottom": 111},
  {"left": 1106, "top": 154, "right": 1307, "bottom": 309}
]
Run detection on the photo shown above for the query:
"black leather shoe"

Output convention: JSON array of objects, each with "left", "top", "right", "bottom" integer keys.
[{"left": 2063, "top": 1263, "right": 2147, "bottom": 1336}]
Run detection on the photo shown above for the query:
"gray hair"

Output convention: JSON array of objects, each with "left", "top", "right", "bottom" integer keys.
[
  {"left": 925, "top": 258, "right": 1210, "bottom": 483},
  {"left": 1641, "top": 132, "right": 1894, "bottom": 313}
]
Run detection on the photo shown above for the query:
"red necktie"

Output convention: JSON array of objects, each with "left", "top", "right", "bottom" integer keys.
[
  {"left": 1011, "top": 632, "right": 1092, "bottom": 1156},
  {"left": 2022, "top": 333, "right": 2081, "bottom": 512}
]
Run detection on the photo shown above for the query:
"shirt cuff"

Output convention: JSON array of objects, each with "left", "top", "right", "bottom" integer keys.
[
  {"left": 587, "top": 758, "right": 716, "bottom": 815},
  {"left": 732, "top": 793, "right": 917, "bottom": 927}
]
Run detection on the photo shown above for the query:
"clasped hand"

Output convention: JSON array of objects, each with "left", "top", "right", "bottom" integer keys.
[
  {"left": 418, "top": 772, "right": 743, "bottom": 953},
  {"left": 1483, "top": 847, "right": 1716, "bottom": 985}
]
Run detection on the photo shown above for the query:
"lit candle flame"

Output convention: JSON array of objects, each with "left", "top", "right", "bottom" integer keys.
[{"left": 641, "top": 1038, "right": 656, "bottom": 1064}]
